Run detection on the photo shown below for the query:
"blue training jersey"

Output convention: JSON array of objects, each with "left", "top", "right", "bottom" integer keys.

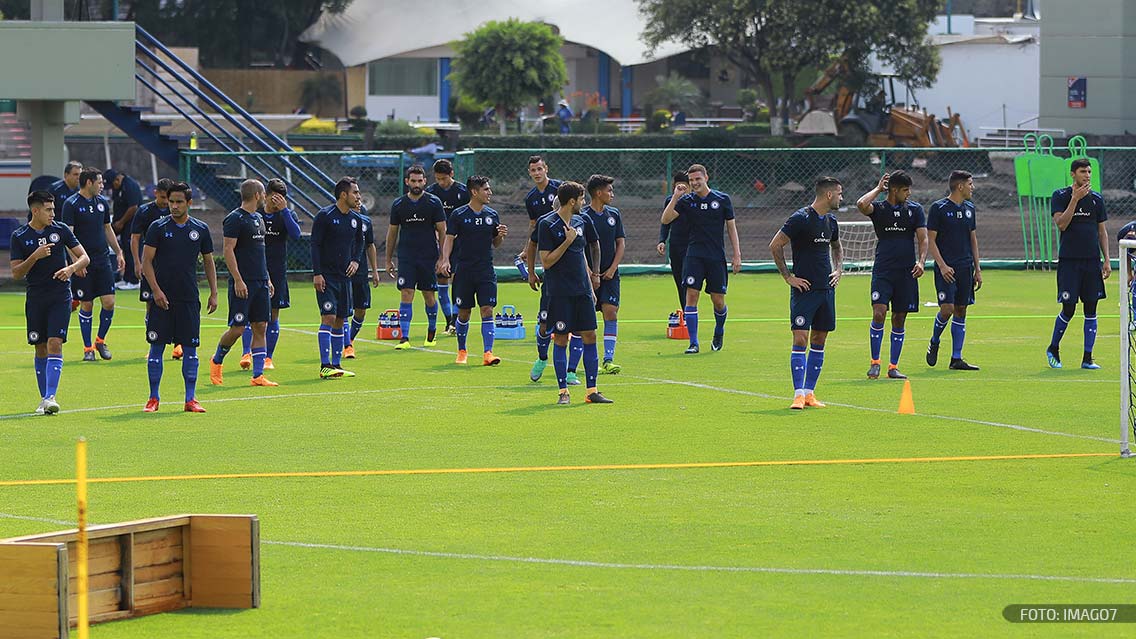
[
  {"left": 868, "top": 199, "right": 926, "bottom": 271},
  {"left": 525, "top": 179, "right": 562, "bottom": 221},
  {"left": 10, "top": 222, "right": 80, "bottom": 298},
  {"left": 425, "top": 181, "right": 471, "bottom": 219},
  {"left": 927, "top": 198, "right": 976, "bottom": 266},
  {"left": 781, "top": 206, "right": 840, "bottom": 290},
  {"left": 537, "top": 213, "right": 599, "bottom": 297},
  {"left": 262, "top": 207, "right": 302, "bottom": 275},
  {"left": 351, "top": 211, "right": 376, "bottom": 283},
  {"left": 49, "top": 180, "right": 77, "bottom": 219},
  {"left": 310, "top": 204, "right": 365, "bottom": 280},
  {"left": 1051, "top": 187, "right": 1107, "bottom": 261},
  {"left": 583, "top": 205, "right": 626, "bottom": 273},
  {"left": 390, "top": 193, "right": 446, "bottom": 261},
  {"left": 131, "top": 201, "right": 168, "bottom": 237},
  {"left": 674, "top": 189, "right": 735, "bottom": 260},
  {"left": 222, "top": 208, "right": 269, "bottom": 282},
  {"left": 144, "top": 216, "right": 214, "bottom": 303},
  {"left": 60, "top": 193, "right": 112, "bottom": 267},
  {"left": 447, "top": 205, "right": 501, "bottom": 276},
  {"left": 659, "top": 194, "right": 691, "bottom": 249}
]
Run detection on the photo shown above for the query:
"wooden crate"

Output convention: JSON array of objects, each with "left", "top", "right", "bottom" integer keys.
[{"left": 0, "top": 514, "right": 258, "bottom": 638}]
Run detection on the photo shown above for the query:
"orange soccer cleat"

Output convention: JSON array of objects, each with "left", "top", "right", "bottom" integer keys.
[
  {"left": 183, "top": 399, "right": 206, "bottom": 413},
  {"left": 455, "top": 349, "right": 468, "bottom": 365},
  {"left": 143, "top": 397, "right": 159, "bottom": 413},
  {"left": 803, "top": 393, "right": 826, "bottom": 408},
  {"left": 482, "top": 351, "right": 501, "bottom": 366},
  {"left": 239, "top": 352, "right": 252, "bottom": 370},
  {"left": 209, "top": 360, "right": 223, "bottom": 385},
  {"left": 789, "top": 394, "right": 807, "bottom": 410},
  {"left": 250, "top": 375, "right": 279, "bottom": 387}
]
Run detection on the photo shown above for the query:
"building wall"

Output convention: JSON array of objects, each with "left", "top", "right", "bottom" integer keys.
[
  {"left": 1039, "top": 0, "right": 1136, "bottom": 135},
  {"left": 203, "top": 68, "right": 346, "bottom": 117}
]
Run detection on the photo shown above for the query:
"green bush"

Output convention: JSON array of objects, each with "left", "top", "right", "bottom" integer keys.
[
  {"left": 645, "top": 109, "right": 672, "bottom": 133},
  {"left": 728, "top": 122, "right": 771, "bottom": 136}
]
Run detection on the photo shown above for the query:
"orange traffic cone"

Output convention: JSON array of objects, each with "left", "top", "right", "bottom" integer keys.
[{"left": 898, "top": 379, "right": 915, "bottom": 415}]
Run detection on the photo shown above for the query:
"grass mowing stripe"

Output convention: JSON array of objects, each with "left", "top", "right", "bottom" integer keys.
[{"left": 0, "top": 452, "right": 1114, "bottom": 487}]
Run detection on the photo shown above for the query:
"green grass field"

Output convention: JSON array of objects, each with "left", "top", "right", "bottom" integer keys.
[{"left": 1, "top": 271, "right": 1134, "bottom": 638}]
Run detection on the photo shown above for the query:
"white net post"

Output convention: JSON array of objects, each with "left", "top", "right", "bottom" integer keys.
[
  {"left": 839, "top": 220, "right": 877, "bottom": 274},
  {"left": 1120, "top": 239, "right": 1135, "bottom": 457}
]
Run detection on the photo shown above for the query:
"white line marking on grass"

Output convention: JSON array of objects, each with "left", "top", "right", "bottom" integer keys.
[
  {"left": 263, "top": 540, "right": 1136, "bottom": 585},
  {"left": 0, "top": 512, "right": 73, "bottom": 526}
]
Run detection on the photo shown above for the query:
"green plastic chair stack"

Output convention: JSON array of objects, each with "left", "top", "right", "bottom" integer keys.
[{"left": 1014, "top": 133, "right": 1039, "bottom": 268}]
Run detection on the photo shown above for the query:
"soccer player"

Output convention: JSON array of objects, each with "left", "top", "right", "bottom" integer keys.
[
  {"left": 105, "top": 168, "right": 143, "bottom": 289},
  {"left": 312, "top": 177, "right": 365, "bottom": 378},
  {"left": 44, "top": 160, "right": 82, "bottom": 221},
  {"left": 522, "top": 155, "right": 563, "bottom": 378},
  {"left": 238, "top": 178, "right": 301, "bottom": 368},
  {"left": 59, "top": 167, "right": 125, "bottom": 362},
  {"left": 660, "top": 163, "right": 742, "bottom": 354},
  {"left": 140, "top": 182, "right": 218, "bottom": 413},
  {"left": 425, "top": 158, "right": 470, "bottom": 333},
  {"left": 770, "top": 177, "right": 844, "bottom": 409},
  {"left": 439, "top": 175, "right": 508, "bottom": 366},
  {"left": 538, "top": 181, "right": 611, "bottom": 405},
  {"left": 11, "top": 191, "right": 91, "bottom": 415},
  {"left": 926, "top": 170, "right": 982, "bottom": 371},
  {"left": 131, "top": 179, "right": 181, "bottom": 358},
  {"left": 208, "top": 179, "right": 277, "bottom": 387},
  {"left": 855, "top": 171, "right": 928, "bottom": 380},
  {"left": 583, "top": 174, "right": 626, "bottom": 374},
  {"left": 657, "top": 171, "right": 692, "bottom": 309},
  {"left": 343, "top": 205, "right": 380, "bottom": 357},
  {"left": 1047, "top": 158, "right": 1109, "bottom": 369},
  {"left": 386, "top": 165, "right": 446, "bottom": 349}
]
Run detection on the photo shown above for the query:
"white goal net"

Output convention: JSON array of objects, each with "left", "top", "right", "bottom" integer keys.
[
  {"left": 1118, "top": 239, "right": 1136, "bottom": 457},
  {"left": 840, "top": 220, "right": 877, "bottom": 274}
]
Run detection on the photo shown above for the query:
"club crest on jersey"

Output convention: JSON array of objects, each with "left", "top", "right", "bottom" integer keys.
[
  {"left": 28, "top": 331, "right": 39, "bottom": 342},
  {"left": 794, "top": 316, "right": 806, "bottom": 327},
  {"left": 350, "top": 219, "right": 358, "bottom": 228},
  {"left": 189, "top": 230, "right": 200, "bottom": 241},
  {"left": 147, "top": 330, "right": 158, "bottom": 342},
  {"left": 485, "top": 216, "right": 493, "bottom": 225},
  {"left": 49, "top": 233, "right": 60, "bottom": 243},
  {"left": 1061, "top": 291, "right": 1071, "bottom": 300},
  {"left": 965, "top": 210, "right": 972, "bottom": 218},
  {"left": 97, "top": 203, "right": 105, "bottom": 212},
  {"left": 938, "top": 291, "right": 947, "bottom": 301},
  {"left": 397, "top": 277, "right": 406, "bottom": 286},
  {"left": 555, "top": 321, "right": 567, "bottom": 332},
  {"left": 607, "top": 216, "right": 616, "bottom": 226},
  {"left": 323, "top": 301, "right": 333, "bottom": 311},
  {"left": 76, "top": 289, "right": 84, "bottom": 298},
  {"left": 142, "top": 291, "right": 151, "bottom": 300},
  {"left": 454, "top": 297, "right": 463, "bottom": 306},
  {"left": 686, "top": 276, "right": 696, "bottom": 285},
  {"left": 871, "top": 291, "right": 880, "bottom": 301},
  {"left": 538, "top": 310, "right": 548, "bottom": 321},
  {"left": 710, "top": 201, "right": 720, "bottom": 209},
  {"left": 234, "top": 313, "right": 245, "bottom": 323}
]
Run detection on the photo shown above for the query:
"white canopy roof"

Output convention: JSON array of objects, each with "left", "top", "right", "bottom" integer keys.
[{"left": 299, "top": 0, "right": 690, "bottom": 67}]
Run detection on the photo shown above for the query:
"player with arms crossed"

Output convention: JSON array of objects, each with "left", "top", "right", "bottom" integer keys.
[
  {"left": 770, "top": 177, "right": 844, "bottom": 409},
  {"left": 926, "top": 170, "right": 982, "bottom": 371}
]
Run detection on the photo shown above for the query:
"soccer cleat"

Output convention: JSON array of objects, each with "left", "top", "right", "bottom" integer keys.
[
  {"left": 557, "top": 392, "right": 571, "bottom": 405},
  {"left": 42, "top": 396, "right": 60, "bottom": 415},
  {"left": 183, "top": 399, "right": 206, "bottom": 413},
  {"left": 239, "top": 352, "right": 252, "bottom": 369},
  {"left": 171, "top": 344, "right": 183, "bottom": 360},
  {"left": 422, "top": 336, "right": 437, "bottom": 347},
  {"left": 1046, "top": 348, "right": 1062, "bottom": 369},
  {"left": 600, "top": 360, "right": 622, "bottom": 375},
  {"left": 444, "top": 324, "right": 457, "bottom": 336},
  {"left": 949, "top": 358, "right": 980, "bottom": 371},
  {"left": 566, "top": 371, "right": 581, "bottom": 386},
  {"left": 867, "top": 362, "right": 881, "bottom": 379},
  {"left": 209, "top": 361, "right": 224, "bottom": 385},
  {"left": 684, "top": 344, "right": 700, "bottom": 354},
  {"left": 711, "top": 334, "right": 724, "bottom": 351},
  {"left": 803, "top": 393, "right": 826, "bottom": 408},
  {"left": 426, "top": 329, "right": 437, "bottom": 344},
  {"left": 483, "top": 351, "right": 501, "bottom": 366},
  {"left": 789, "top": 395, "right": 807, "bottom": 410},
  {"left": 344, "top": 345, "right": 356, "bottom": 359},
  {"left": 887, "top": 366, "right": 908, "bottom": 380},
  {"left": 1081, "top": 359, "right": 1101, "bottom": 370},
  {"left": 82, "top": 348, "right": 96, "bottom": 362},
  {"left": 250, "top": 375, "right": 279, "bottom": 387},
  {"left": 455, "top": 349, "right": 469, "bottom": 365},
  {"left": 319, "top": 366, "right": 344, "bottom": 379},
  {"left": 585, "top": 391, "right": 613, "bottom": 404},
  {"left": 143, "top": 397, "right": 160, "bottom": 413},
  {"left": 394, "top": 339, "right": 413, "bottom": 350},
  {"left": 94, "top": 339, "right": 112, "bottom": 360},
  {"left": 334, "top": 366, "right": 356, "bottom": 378},
  {"left": 34, "top": 400, "right": 47, "bottom": 416},
  {"left": 926, "top": 341, "right": 939, "bottom": 367},
  {"left": 264, "top": 357, "right": 275, "bottom": 370},
  {"left": 530, "top": 358, "right": 548, "bottom": 382}
]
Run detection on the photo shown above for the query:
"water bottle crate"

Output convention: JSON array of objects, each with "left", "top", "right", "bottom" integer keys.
[
  {"left": 667, "top": 309, "right": 689, "bottom": 340},
  {"left": 375, "top": 308, "right": 403, "bottom": 340},
  {"left": 494, "top": 304, "right": 526, "bottom": 340}
]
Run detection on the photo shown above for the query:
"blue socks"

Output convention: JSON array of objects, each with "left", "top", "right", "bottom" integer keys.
[
  {"left": 950, "top": 318, "right": 966, "bottom": 359},
  {"left": 791, "top": 345, "right": 807, "bottom": 394},
  {"left": 804, "top": 345, "right": 825, "bottom": 392},
  {"left": 603, "top": 319, "right": 617, "bottom": 361},
  {"left": 78, "top": 309, "right": 93, "bottom": 348},
  {"left": 684, "top": 305, "right": 699, "bottom": 347},
  {"left": 267, "top": 319, "right": 280, "bottom": 358},
  {"left": 583, "top": 340, "right": 599, "bottom": 389},
  {"left": 1050, "top": 313, "right": 1071, "bottom": 351},
  {"left": 890, "top": 329, "right": 905, "bottom": 367},
  {"left": 931, "top": 312, "right": 949, "bottom": 345},
  {"left": 252, "top": 347, "right": 266, "bottom": 378},
  {"left": 212, "top": 344, "right": 231, "bottom": 365},
  {"left": 568, "top": 335, "right": 583, "bottom": 372},
  {"left": 713, "top": 306, "right": 727, "bottom": 338},
  {"left": 869, "top": 321, "right": 884, "bottom": 362},
  {"left": 350, "top": 317, "right": 364, "bottom": 343},
  {"left": 241, "top": 324, "right": 252, "bottom": 355},
  {"left": 426, "top": 303, "right": 438, "bottom": 334},
  {"left": 481, "top": 315, "right": 495, "bottom": 353},
  {"left": 553, "top": 342, "right": 568, "bottom": 390},
  {"left": 536, "top": 327, "right": 551, "bottom": 361},
  {"left": 318, "top": 323, "right": 332, "bottom": 366},
  {"left": 147, "top": 343, "right": 164, "bottom": 399},
  {"left": 182, "top": 346, "right": 198, "bottom": 402},
  {"left": 330, "top": 326, "right": 343, "bottom": 366},
  {"left": 399, "top": 302, "right": 412, "bottom": 341},
  {"left": 97, "top": 308, "right": 113, "bottom": 341},
  {"left": 34, "top": 356, "right": 47, "bottom": 398},
  {"left": 45, "top": 355, "right": 63, "bottom": 398},
  {"left": 456, "top": 317, "right": 469, "bottom": 351},
  {"left": 438, "top": 284, "right": 453, "bottom": 319},
  {"left": 1084, "top": 316, "right": 1098, "bottom": 354}
]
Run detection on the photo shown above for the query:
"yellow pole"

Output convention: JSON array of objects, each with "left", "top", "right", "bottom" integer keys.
[{"left": 76, "top": 437, "right": 89, "bottom": 639}]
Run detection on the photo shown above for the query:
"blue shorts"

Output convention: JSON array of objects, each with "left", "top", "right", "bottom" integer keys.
[
  {"left": 397, "top": 259, "right": 438, "bottom": 292},
  {"left": 26, "top": 294, "right": 71, "bottom": 344},
  {"left": 72, "top": 259, "right": 115, "bottom": 301},
  {"left": 790, "top": 288, "right": 836, "bottom": 332},
  {"left": 595, "top": 273, "right": 620, "bottom": 309},
  {"left": 316, "top": 278, "right": 353, "bottom": 318},
  {"left": 934, "top": 263, "right": 975, "bottom": 306},
  {"left": 452, "top": 271, "right": 496, "bottom": 310},
  {"left": 870, "top": 269, "right": 919, "bottom": 312},
  {"left": 227, "top": 279, "right": 271, "bottom": 326},
  {"left": 147, "top": 301, "right": 201, "bottom": 347},
  {"left": 682, "top": 255, "right": 728, "bottom": 295},
  {"left": 547, "top": 295, "right": 598, "bottom": 335},
  {"left": 1057, "top": 259, "right": 1106, "bottom": 304},
  {"left": 269, "top": 267, "right": 290, "bottom": 309},
  {"left": 351, "top": 276, "right": 372, "bottom": 310}
]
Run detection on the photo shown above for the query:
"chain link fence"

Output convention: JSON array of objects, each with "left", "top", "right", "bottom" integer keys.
[{"left": 181, "top": 147, "right": 1136, "bottom": 273}]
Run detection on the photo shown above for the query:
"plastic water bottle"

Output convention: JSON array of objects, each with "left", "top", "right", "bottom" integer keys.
[
  {"left": 668, "top": 311, "right": 679, "bottom": 329},
  {"left": 514, "top": 255, "right": 529, "bottom": 280},
  {"left": 516, "top": 312, "right": 523, "bottom": 328}
]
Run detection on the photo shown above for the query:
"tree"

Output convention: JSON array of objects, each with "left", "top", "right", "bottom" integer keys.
[
  {"left": 638, "top": 0, "right": 941, "bottom": 129},
  {"left": 299, "top": 74, "right": 343, "bottom": 118},
  {"left": 449, "top": 19, "right": 568, "bottom": 135},
  {"left": 646, "top": 72, "right": 704, "bottom": 115}
]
